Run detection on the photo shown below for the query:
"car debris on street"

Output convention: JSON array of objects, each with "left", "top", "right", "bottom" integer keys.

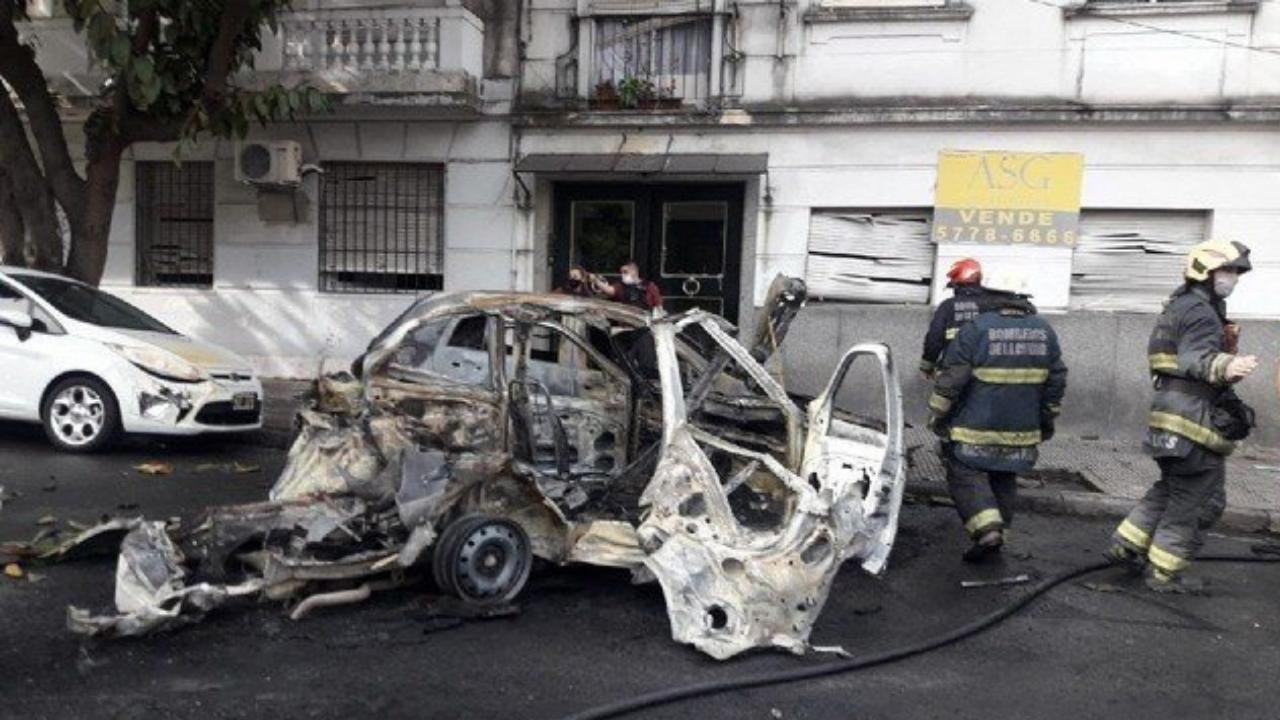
[{"left": 58, "top": 277, "right": 908, "bottom": 660}]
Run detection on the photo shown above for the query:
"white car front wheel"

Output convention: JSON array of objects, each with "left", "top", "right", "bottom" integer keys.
[{"left": 42, "top": 376, "right": 120, "bottom": 453}]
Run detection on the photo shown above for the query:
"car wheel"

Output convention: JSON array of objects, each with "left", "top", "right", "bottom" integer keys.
[
  {"left": 431, "top": 514, "right": 532, "bottom": 605},
  {"left": 41, "top": 376, "right": 120, "bottom": 453}
]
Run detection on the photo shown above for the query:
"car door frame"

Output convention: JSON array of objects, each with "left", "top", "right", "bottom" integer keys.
[{"left": 801, "top": 342, "right": 906, "bottom": 574}]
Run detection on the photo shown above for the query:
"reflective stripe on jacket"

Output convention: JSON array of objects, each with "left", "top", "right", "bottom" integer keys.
[
  {"left": 1145, "top": 284, "right": 1236, "bottom": 457},
  {"left": 929, "top": 295, "right": 1068, "bottom": 473}
]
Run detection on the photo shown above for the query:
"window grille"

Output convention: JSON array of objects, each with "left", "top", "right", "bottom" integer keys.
[
  {"left": 135, "top": 161, "right": 214, "bottom": 288},
  {"left": 319, "top": 162, "right": 445, "bottom": 294}
]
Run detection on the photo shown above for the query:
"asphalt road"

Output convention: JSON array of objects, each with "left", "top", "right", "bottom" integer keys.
[{"left": 1, "top": 420, "right": 1278, "bottom": 720}]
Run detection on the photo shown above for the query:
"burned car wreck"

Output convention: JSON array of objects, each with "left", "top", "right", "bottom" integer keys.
[{"left": 69, "top": 277, "right": 907, "bottom": 660}]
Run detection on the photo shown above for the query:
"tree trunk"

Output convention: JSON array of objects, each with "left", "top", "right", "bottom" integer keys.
[
  {"left": 0, "top": 168, "right": 25, "bottom": 265},
  {"left": 66, "top": 134, "right": 125, "bottom": 286}
]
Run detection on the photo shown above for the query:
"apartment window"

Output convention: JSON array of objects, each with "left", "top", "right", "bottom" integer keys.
[
  {"left": 318, "top": 163, "right": 444, "bottom": 294},
  {"left": 593, "top": 15, "right": 714, "bottom": 104},
  {"left": 135, "top": 162, "right": 214, "bottom": 288},
  {"left": 1070, "top": 210, "right": 1208, "bottom": 313},
  {"left": 806, "top": 210, "right": 935, "bottom": 304}
]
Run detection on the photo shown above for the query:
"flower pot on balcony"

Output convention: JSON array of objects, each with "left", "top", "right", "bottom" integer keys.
[
  {"left": 656, "top": 97, "right": 683, "bottom": 110},
  {"left": 591, "top": 97, "right": 621, "bottom": 110}
]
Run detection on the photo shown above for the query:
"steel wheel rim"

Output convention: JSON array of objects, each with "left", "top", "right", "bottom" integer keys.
[
  {"left": 453, "top": 522, "right": 529, "bottom": 603},
  {"left": 50, "top": 385, "right": 106, "bottom": 446}
]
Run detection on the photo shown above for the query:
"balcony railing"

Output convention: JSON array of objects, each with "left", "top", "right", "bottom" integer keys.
[
  {"left": 19, "top": 5, "right": 484, "bottom": 104},
  {"left": 281, "top": 11, "right": 442, "bottom": 73},
  {"left": 252, "top": 6, "right": 484, "bottom": 104},
  {"left": 590, "top": 15, "right": 714, "bottom": 108}
]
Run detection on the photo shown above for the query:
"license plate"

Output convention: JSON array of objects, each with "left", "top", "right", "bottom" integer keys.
[{"left": 232, "top": 393, "right": 257, "bottom": 411}]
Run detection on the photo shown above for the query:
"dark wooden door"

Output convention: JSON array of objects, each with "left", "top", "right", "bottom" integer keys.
[{"left": 553, "top": 183, "right": 743, "bottom": 322}]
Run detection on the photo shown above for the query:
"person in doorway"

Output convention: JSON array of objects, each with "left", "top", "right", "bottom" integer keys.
[
  {"left": 597, "top": 261, "right": 663, "bottom": 311},
  {"left": 1106, "top": 240, "right": 1258, "bottom": 594},
  {"left": 928, "top": 270, "right": 1068, "bottom": 563},
  {"left": 920, "top": 258, "right": 998, "bottom": 378},
  {"left": 555, "top": 266, "right": 597, "bottom": 298}
]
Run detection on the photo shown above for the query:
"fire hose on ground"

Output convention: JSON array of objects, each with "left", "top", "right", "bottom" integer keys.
[{"left": 561, "top": 545, "right": 1280, "bottom": 720}]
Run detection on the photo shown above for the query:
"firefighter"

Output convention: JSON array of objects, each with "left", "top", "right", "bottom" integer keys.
[
  {"left": 928, "top": 270, "right": 1068, "bottom": 562},
  {"left": 920, "top": 258, "right": 997, "bottom": 378},
  {"left": 1106, "top": 239, "right": 1258, "bottom": 594}
]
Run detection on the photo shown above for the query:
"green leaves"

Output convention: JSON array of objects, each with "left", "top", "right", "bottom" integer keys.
[{"left": 52, "top": 0, "right": 330, "bottom": 156}]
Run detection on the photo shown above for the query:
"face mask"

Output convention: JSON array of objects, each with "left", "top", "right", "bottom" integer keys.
[
  {"left": 1213, "top": 272, "right": 1239, "bottom": 298},
  {"left": 622, "top": 274, "right": 639, "bottom": 285}
]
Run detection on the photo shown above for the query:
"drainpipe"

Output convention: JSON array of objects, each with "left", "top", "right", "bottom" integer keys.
[{"left": 508, "top": 0, "right": 531, "bottom": 292}]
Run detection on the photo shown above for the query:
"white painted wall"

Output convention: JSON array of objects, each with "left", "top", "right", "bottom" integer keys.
[
  {"left": 96, "top": 119, "right": 520, "bottom": 378},
  {"left": 522, "top": 0, "right": 1280, "bottom": 105},
  {"left": 518, "top": 124, "right": 1280, "bottom": 318}
]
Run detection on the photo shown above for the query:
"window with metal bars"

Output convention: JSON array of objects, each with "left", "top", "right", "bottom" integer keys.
[
  {"left": 318, "top": 162, "right": 445, "bottom": 294},
  {"left": 135, "top": 161, "right": 215, "bottom": 288}
]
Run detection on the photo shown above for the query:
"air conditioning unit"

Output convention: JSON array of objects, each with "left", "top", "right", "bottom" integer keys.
[{"left": 235, "top": 141, "right": 302, "bottom": 186}]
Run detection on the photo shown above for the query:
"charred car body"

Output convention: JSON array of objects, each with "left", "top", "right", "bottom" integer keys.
[{"left": 70, "top": 277, "right": 907, "bottom": 660}]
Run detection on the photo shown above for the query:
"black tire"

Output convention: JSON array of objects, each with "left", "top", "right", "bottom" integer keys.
[
  {"left": 431, "top": 514, "right": 533, "bottom": 605},
  {"left": 41, "top": 375, "right": 120, "bottom": 453}
]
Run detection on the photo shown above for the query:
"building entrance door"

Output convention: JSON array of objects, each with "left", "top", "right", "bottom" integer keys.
[{"left": 553, "top": 183, "right": 743, "bottom": 322}]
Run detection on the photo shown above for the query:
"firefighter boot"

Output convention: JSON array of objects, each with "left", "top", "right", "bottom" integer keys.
[
  {"left": 1144, "top": 566, "right": 1208, "bottom": 595},
  {"left": 1104, "top": 543, "right": 1147, "bottom": 576},
  {"left": 962, "top": 529, "right": 1004, "bottom": 564}
]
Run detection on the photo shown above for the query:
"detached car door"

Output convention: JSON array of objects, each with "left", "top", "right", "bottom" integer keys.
[{"left": 800, "top": 342, "right": 907, "bottom": 574}]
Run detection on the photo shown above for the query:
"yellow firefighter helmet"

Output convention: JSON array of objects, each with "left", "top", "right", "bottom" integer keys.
[{"left": 1185, "top": 239, "right": 1252, "bottom": 282}]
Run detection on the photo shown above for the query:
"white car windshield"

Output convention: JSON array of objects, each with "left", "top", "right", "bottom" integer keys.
[{"left": 13, "top": 275, "right": 175, "bottom": 334}]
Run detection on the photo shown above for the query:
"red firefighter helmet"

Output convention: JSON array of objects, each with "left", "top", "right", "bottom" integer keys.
[{"left": 946, "top": 258, "right": 983, "bottom": 287}]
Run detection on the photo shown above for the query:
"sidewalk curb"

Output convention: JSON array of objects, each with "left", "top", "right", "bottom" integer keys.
[{"left": 907, "top": 480, "right": 1278, "bottom": 536}]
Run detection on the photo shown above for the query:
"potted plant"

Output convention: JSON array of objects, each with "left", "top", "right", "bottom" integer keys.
[
  {"left": 617, "top": 76, "right": 656, "bottom": 109},
  {"left": 592, "top": 80, "right": 620, "bottom": 110}
]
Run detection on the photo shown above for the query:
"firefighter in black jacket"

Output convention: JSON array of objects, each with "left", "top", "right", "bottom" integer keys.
[
  {"left": 1107, "top": 239, "right": 1258, "bottom": 593},
  {"left": 920, "top": 258, "right": 997, "bottom": 377},
  {"left": 928, "top": 271, "right": 1068, "bottom": 562}
]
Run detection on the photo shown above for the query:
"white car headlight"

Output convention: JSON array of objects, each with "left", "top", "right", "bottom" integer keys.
[{"left": 108, "top": 344, "right": 205, "bottom": 383}]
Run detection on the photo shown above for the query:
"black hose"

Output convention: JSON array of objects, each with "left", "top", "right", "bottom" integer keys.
[{"left": 562, "top": 551, "right": 1280, "bottom": 720}]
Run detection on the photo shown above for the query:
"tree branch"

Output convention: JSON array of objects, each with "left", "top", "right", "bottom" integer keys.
[
  {"left": 0, "top": 80, "right": 62, "bottom": 269},
  {"left": 201, "top": 0, "right": 253, "bottom": 107},
  {"left": 0, "top": 6, "right": 87, "bottom": 223}
]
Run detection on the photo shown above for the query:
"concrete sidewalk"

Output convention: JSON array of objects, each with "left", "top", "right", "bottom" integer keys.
[
  {"left": 907, "top": 426, "right": 1280, "bottom": 534},
  {"left": 252, "top": 379, "right": 1280, "bottom": 534}
]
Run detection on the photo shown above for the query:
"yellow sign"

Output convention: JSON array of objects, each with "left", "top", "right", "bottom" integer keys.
[{"left": 933, "top": 151, "right": 1084, "bottom": 247}]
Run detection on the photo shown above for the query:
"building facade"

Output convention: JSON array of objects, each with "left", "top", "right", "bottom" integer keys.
[{"left": 22, "top": 0, "right": 1280, "bottom": 444}]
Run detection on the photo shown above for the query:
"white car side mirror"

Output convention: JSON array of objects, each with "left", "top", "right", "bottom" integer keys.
[{"left": 0, "top": 309, "right": 33, "bottom": 331}]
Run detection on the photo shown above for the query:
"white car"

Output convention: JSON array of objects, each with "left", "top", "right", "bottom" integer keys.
[{"left": 0, "top": 267, "right": 263, "bottom": 452}]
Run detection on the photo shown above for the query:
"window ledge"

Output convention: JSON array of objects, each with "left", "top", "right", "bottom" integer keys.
[
  {"left": 1064, "top": 1, "right": 1260, "bottom": 19},
  {"left": 804, "top": 2, "right": 974, "bottom": 23}
]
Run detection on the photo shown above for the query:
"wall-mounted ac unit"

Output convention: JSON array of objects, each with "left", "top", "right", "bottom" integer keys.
[{"left": 235, "top": 141, "right": 302, "bottom": 186}]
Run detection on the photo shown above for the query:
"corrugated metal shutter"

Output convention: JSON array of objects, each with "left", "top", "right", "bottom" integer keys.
[
  {"left": 1070, "top": 210, "right": 1208, "bottom": 312},
  {"left": 805, "top": 210, "right": 934, "bottom": 304}
]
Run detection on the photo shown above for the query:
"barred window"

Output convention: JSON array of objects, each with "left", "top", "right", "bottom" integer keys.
[
  {"left": 135, "top": 162, "right": 215, "bottom": 288},
  {"left": 319, "top": 163, "right": 445, "bottom": 294}
]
